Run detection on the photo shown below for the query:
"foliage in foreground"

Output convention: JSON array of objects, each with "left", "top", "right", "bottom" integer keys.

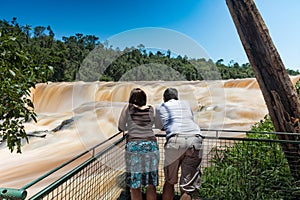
[
  {"left": 0, "top": 23, "right": 52, "bottom": 153},
  {"left": 199, "top": 115, "right": 300, "bottom": 199},
  {"left": 198, "top": 81, "right": 300, "bottom": 199}
]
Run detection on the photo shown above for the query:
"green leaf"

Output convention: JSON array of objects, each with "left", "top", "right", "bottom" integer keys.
[{"left": 9, "top": 69, "right": 16, "bottom": 76}]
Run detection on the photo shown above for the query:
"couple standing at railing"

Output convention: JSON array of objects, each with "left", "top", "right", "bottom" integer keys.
[{"left": 118, "top": 88, "right": 203, "bottom": 200}]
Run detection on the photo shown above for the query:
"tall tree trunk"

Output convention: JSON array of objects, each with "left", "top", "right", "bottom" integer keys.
[{"left": 226, "top": 0, "right": 300, "bottom": 179}]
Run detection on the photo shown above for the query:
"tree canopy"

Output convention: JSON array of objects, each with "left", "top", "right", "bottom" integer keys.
[{"left": 1, "top": 18, "right": 299, "bottom": 83}]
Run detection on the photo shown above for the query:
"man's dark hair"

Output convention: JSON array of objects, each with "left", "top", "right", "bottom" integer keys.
[{"left": 163, "top": 88, "right": 178, "bottom": 102}]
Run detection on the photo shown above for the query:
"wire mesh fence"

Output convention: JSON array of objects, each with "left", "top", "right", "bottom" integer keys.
[
  {"left": 27, "top": 132, "right": 127, "bottom": 200},
  {"left": 198, "top": 131, "right": 300, "bottom": 199},
  {"left": 1, "top": 130, "right": 300, "bottom": 200}
]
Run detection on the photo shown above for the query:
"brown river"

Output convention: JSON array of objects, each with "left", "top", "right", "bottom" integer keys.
[{"left": 1, "top": 76, "right": 300, "bottom": 197}]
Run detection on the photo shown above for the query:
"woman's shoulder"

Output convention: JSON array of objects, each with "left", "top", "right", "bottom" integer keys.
[
  {"left": 146, "top": 104, "right": 154, "bottom": 111},
  {"left": 131, "top": 104, "right": 154, "bottom": 112}
]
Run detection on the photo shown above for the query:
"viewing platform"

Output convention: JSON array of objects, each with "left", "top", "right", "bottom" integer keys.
[{"left": 1, "top": 129, "right": 300, "bottom": 199}]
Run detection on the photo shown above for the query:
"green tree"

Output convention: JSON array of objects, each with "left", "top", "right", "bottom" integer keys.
[{"left": 0, "top": 22, "right": 52, "bottom": 153}]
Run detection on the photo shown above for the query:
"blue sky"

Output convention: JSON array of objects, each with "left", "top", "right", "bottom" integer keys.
[{"left": 1, "top": 0, "right": 299, "bottom": 70}]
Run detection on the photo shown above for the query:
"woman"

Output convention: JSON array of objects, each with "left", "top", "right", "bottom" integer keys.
[{"left": 118, "top": 88, "right": 159, "bottom": 200}]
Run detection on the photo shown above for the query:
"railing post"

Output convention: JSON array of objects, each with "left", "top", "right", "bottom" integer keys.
[{"left": 0, "top": 188, "right": 27, "bottom": 200}]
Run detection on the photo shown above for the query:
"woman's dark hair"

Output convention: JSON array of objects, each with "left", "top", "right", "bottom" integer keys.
[
  {"left": 129, "top": 88, "right": 147, "bottom": 106},
  {"left": 163, "top": 88, "right": 178, "bottom": 102}
]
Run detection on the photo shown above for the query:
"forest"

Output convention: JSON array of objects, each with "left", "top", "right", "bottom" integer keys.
[{"left": 1, "top": 18, "right": 299, "bottom": 83}]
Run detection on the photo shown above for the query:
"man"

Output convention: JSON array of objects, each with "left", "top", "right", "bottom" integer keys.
[{"left": 155, "top": 88, "right": 203, "bottom": 200}]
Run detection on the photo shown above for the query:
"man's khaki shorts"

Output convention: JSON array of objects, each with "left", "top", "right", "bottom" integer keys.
[{"left": 164, "top": 135, "right": 203, "bottom": 187}]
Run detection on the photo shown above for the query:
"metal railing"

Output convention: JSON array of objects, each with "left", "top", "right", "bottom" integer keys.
[{"left": 1, "top": 129, "right": 300, "bottom": 199}]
